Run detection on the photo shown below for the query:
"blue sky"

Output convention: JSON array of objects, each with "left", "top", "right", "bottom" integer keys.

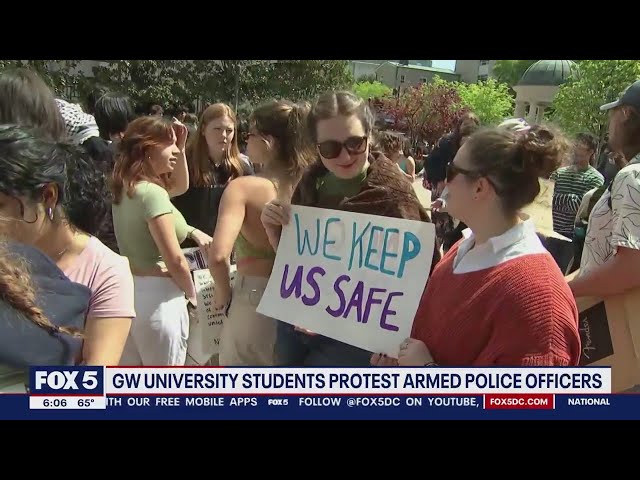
[{"left": 432, "top": 60, "right": 456, "bottom": 71}]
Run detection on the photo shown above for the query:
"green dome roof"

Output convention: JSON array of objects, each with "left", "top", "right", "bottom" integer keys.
[{"left": 517, "top": 60, "right": 578, "bottom": 86}]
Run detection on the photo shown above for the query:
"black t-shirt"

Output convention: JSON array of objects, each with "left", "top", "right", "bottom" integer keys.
[{"left": 172, "top": 156, "right": 254, "bottom": 248}]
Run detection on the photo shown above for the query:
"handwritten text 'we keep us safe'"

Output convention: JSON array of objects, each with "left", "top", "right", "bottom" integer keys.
[{"left": 278, "top": 212, "right": 423, "bottom": 332}]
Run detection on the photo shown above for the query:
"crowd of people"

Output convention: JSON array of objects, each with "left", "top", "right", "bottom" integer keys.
[{"left": 1, "top": 66, "right": 640, "bottom": 392}]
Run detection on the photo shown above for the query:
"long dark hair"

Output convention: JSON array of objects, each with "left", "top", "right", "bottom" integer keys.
[
  {"left": 0, "top": 68, "right": 66, "bottom": 141},
  {"left": 0, "top": 124, "right": 108, "bottom": 235}
]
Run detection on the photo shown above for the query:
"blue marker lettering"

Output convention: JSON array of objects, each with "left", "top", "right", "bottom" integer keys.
[
  {"left": 322, "top": 217, "right": 341, "bottom": 261},
  {"left": 364, "top": 225, "right": 384, "bottom": 272},
  {"left": 397, "top": 232, "right": 421, "bottom": 279},
  {"left": 348, "top": 221, "right": 371, "bottom": 271},
  {"left": 380, "top": 228, "right": 399, "bottom": 276},
  {"left": 294, "top": 213, "right": 320, "bottom": 256}
]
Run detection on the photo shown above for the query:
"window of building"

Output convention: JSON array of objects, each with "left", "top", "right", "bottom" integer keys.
[
  {"left": 478, "top": 74, "right": 488, "bottom": 82},
  {"left": 63, "top": 80, "right": 80, "bottom": 102},
  {"left": 420, "top": 77, "right": 427, "bottom": 83},
  {"left": 400, "top": 74, "right": 405, "bottom": 83},
  {"left": 479, "top": 60, "right": 489, "bottom": 65}
]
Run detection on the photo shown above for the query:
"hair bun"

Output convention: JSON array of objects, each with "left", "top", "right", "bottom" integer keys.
[{"left": 516, "top": 125, "right": 570, "bottom": 178}]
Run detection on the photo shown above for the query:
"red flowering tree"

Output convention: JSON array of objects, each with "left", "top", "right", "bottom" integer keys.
[
  {"left": 378, "top": 96, "right": 407, "bottom": 131},
  {"left": 378, "top": 79, "right": 466, "bottom": 147},
  {"left": 418, "top": 79, "right": 466, "bottom": 145}
]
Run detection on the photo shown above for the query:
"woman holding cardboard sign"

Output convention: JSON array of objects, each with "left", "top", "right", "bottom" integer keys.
[
  {"left": 209, "top": 100, "right": 315, "bottom": 366},
  {"left": 261, "top": 90, "right": 440, "bottom": 367},
  {"left": 372, "top": 125, "right": 581, "bottom": 367}
]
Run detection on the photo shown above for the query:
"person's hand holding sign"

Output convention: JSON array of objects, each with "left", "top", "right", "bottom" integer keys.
[
  {"left": 294, "top": 326, "right": 318, "bottom": 336},
  {"left": 431, "top": 198, "right": 445, "bottom": 213},
  {"left": 189, "top": 229, "right": 213, "bottom": 251},
  {"left": 261, "top": 200, "right": 319, "bottom": 337},
  {"left": 398, "top": 338, "right": 436, "bottom": 366},
  {"left": 213, "top": 285, "right": 231, "bottom": 316},
  {"left": 260, "top": 199, "right": 290, "bottom": 251},
  {"left": 370, "top": 353, "right": 398, "bottom": 366},
  {"left": 372, "top": 338, "right": 436, "bottom": 366}
]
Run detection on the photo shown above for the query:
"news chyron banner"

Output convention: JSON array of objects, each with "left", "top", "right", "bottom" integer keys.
[{"left": 0, "top": 366, "right": 636, "bottom": 420}]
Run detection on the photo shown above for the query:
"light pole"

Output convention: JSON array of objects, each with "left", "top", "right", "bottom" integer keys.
[
  {"left": 234, "top": 62, "right": 241, "bottom": 112},
  {"left": 233, "top": 60, "right": 272, "bottom": 113}
]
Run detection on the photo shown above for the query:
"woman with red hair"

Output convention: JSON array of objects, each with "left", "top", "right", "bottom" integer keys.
[
  {"left": 172, "top": 103, "right": 253, "bottom": 247},
  {"left": 111, "top": 116, "right": 212, "bottom": 366}
]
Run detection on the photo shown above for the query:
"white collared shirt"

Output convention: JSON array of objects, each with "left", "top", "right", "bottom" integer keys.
[{"left": 453, "top": 218, "right": 548, "bottom": 274}]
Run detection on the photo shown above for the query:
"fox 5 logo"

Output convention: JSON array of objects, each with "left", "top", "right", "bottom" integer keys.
[
  {"left": 267, "top": 398, "right": 289, "bottom": 406},
  {"left": 30, "top": 367, "right": 103, "bottom": 394}
]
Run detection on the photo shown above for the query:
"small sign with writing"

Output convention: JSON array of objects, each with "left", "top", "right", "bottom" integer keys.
[
  {"left": 182, "top": 247, "right": 208, "bottom": 271},
  {"left": 186, "top": 266, "right": 236, "bottom": 365},
  {"left": 579, "top": 301, "right": 614, "bottom": 365},
  {"left": 193, "top": 269, "right": 226, "bottom": 355}
]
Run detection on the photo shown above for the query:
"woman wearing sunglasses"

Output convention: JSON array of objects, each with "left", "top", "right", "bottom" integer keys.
[
  {"left": 372, "top": 124, "right": 581, "bottom": 368},
  {"left": 209, "top": 100, "right": 315, "bottom": 366},
  {"left": 261, "top": 90, "right": 440, "bottom": 366},
  {"left": 431, "top": 118, "right": 532, "bottom": 246}
]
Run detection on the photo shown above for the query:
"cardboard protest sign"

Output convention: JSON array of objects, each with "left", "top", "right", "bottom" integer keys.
[
  {"left": 195, "top": 269, "right": 232, "bottom": 353},
  {"left": 575, "top": 289, "right": 640, "bottom": 392},
  {"left": 182, "top": 247, "right": 236, "bottom": 366},
  {"left": 256, "top": 205, "right": 435, "bottom": 357}
]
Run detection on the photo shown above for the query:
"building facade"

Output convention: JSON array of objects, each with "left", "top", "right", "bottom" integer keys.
[
  {"left": 376, "top": 62, "right": 460, "bottom": 94},
  {"left": 454, "top": 60, "right": 497, "bottom": 83},
  {"left": 512, "top": 60, "right": 578, "bottom": 124}
]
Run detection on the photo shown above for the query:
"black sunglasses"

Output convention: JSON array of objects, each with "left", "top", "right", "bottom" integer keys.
[
  {"left": 446, "top": 163, "right": 483, "bottom": 182},
  {"left": 317, "top": 136, "right": 368, "bottom": 159},
  {"left": 447, "top": 163, "right": 502, "bottom": 193}
]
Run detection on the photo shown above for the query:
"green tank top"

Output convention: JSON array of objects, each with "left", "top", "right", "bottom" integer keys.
[{"left": 234, "top": 231, "right": 275, "bottom": 261}]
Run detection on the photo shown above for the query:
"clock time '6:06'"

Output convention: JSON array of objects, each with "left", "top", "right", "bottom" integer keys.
[{"left": 43, "top": 398, "right": 67, "bottom": 408}]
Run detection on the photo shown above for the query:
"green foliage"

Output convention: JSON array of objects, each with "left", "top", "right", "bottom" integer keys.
[
  {"left": 552, "top": 60, "right": 640, "bottom": 142},
  {"left": 0, "top": 60, "right": 82, "bottom": 98},
  {"left": 356, "top": 73, "right": 377, "bottom": 83},
  {"left": 240, "top": 60, "right": 354, "bottom": 105},
  {"left": 353, "top": 81, "right": 391, "bottom": 100},
  {"left": 1, "top": 60, "right": 354, "bottom": 114},
  {"left": 90, "top": 60, "right": 354, "bottom": 110},
  {"left": 90, "top": 60, "right": 192, "bottom": 108},
  {"left": 453, "top": 78, "right": 514, "bottom": 125},
  {"left": 492, "top": 60, "right": 538, "bottom": 87}
]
